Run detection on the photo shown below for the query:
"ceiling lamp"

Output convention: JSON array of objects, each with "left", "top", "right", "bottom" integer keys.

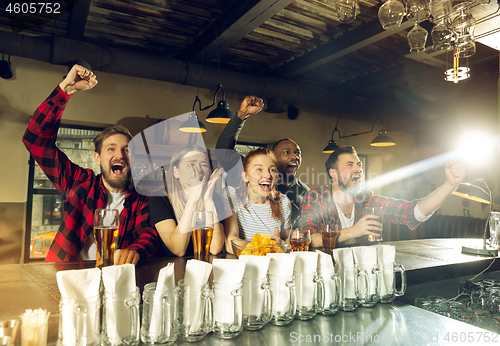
[
  {"left": 371, "top": 129, "right": 396, "bottom": 147},
  {"left": 322, "top": 111, "right": 396, "bottom": 153},
  {"left": 179, "top": 110, "right": 207, "bottom": 133},
  {"left": 444, "top": 49, "right": 470, "bottom": 83},
  {"left": 206, "top": 84, "right": 236, "bottom": 124}
]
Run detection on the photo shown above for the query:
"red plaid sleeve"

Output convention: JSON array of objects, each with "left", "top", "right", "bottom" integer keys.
[
  {"left": 365, "top": 195, "right": 421, "bottom": 230},
  {"left": 299, "top": 187, "right": 329, "bottom": 234},
  {"left": 22, "top": 87, "right": 88, "bottom": 194}
]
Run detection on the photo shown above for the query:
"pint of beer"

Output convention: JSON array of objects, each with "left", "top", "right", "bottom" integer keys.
[
  {"left": 321, "top": 225, "right": 341, "bottom": 251},
  {"left": 191, "top": 211, "right": 214, "bottom": 262},
  {"left": 363, "top": 207, "right": 384, "bottom": 242},
  {"left": 94, "top": 209, "right": 119, "bottom": 267}
]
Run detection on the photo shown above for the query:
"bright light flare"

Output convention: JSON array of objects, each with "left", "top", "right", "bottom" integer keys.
[{"left": 455, "top": 132, "right": 497, "bottom": 165}]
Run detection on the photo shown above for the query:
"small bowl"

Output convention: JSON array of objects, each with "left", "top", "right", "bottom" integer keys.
[{"left": 231, "top": 240, "right": 289, "bottom": 258}]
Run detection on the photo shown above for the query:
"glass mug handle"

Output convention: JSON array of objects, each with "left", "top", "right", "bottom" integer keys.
[
  {"left": 201, "top": 288, "right": 214, "bottom": 332},
  {"left": 394, "top": 264, "right": 406, "bottom": 297},
  {"left": 125, "top": 296, "right": 140, "bottom": 343},
  {"left": 261, "top": 281, "right": 273, "bottom": 323},
  {"left": 285, "top": 279, "right": 296, "bottom": 318},
  {"left": 160, "top": 294, "right": 171, "bottom": 336},
  {"left": 230, "top": 288, "right": 243, "bottom": 332},
  {"left": 356, "top": 269, "right": 370, "bottom": 301},
  {"left": 331, "top": 273, "right": 341, "bottom": 309},
  {"left": 313, "top": 275, "right": 325, "bottom": 313},
  {"left": 74, "top": 303, "right": 87, "bottom": 346}
]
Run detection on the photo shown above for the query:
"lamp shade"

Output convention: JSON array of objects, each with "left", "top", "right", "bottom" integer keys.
[
  {"left": 179, "top": 113, "right": 207, "bottom": 133},
  {"left": 371, "top": 130, "right": 396, "bottom": 146},
  {"left": 452, "top": 183, "right": 490, "bottom": 205},
  {"left": 206, "top": 100, "right": 236, "bottom": 124},
  {"left": 323, "top": 140, "right": 340, "bottom": 154}
]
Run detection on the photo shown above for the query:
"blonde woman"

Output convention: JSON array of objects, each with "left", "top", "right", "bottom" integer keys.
[{"left": 149, "top": 145, "right": 230, "bottom": 257}]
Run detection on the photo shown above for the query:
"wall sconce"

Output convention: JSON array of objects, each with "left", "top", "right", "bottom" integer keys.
[
  {"left": 179, "top": 96, "right": 207, "bottom": 133},
  {"left": 323, "top": 116, "right": 396, "bottom": 153},
  {"left": 206, "top": 84, "right": 236, "bottom": 124},
  {"left": 452, "top": 179, "right": 498, "bottom": 256},
  {"left": 0, "top": 55, "right": 13, "bottom": 79},
  {"left": 180, "top": 84, "right": 236, "bottom": 132}
]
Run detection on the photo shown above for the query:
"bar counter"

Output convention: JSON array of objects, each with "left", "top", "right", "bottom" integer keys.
[{"left": 1, "top": 238, "right": 499, "bottom": 345}]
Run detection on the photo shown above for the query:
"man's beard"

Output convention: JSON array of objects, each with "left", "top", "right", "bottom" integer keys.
[
  {"left": 338, "top": 175, "right": 360, "bottom": 196},
  {"left": 101, "top": 166, "right": 130, "bottom": 189}
]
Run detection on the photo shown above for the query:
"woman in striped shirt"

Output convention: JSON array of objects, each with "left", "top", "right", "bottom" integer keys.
[{"left": 225, "top": 148, "right": 291, "bottom": 253}]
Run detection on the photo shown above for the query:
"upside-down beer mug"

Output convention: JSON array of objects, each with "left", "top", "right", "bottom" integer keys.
[
  {"left": 176, "top": 280, "right": 213, "bottom": 342},
  {"left": 140, "top": 283, "right": 177, "bottom": 345},
  {"left": 294, "top": 272, "right": 324, "bottom": 320},
  {"left": 340, "top": 266, "right": 369, "bottom": 312},
  {"left": 379, "top": 262, "right": 406, "bottom": 303},
  {"left": 317, "top": 270, "right": 341, "bottom": 315},
  {"left": 357, "top": 264, "right": 381, "bottom": 307},
  {"left": 57, "top": 294, "right": 100, "bottom": 346},
  {"left": 269, "top": 274, "right": 296, "bottom": 326},
  {"left": 213, "top": 282, "right": 243, "bottom": 339},
  {"left": 101, "top": 287, "right": 140, "bottom": 346},
  {"left": 242, "top": 277, "right": 272, "bottom": 330}
]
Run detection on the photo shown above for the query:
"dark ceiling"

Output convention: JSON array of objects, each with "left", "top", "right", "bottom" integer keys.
[{"left": 0, "top": 0, "right": 499, "bottom": 131}]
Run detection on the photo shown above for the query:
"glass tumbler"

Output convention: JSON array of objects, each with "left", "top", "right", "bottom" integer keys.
[
  {"left": 269, "top": 274, "right": 296, "bottom": 326},
  {"left": 101, "top": 287, "right": 140, "bottom": 346},
  {"left": 176, "top": 280, "right": 213, "bottom": 342},
  {"left": 140, "top": 282, "right": 177, "bottom": 345},
  {"left": 379, "top": 262, "right": 406, "bottom": 303},
  {"left": 294, "top": 272, "right": 324, "bottom": 320},
  {"left": 489, "top": 211, "right": 500, "bottom": 248},
  {"left": 57, "top": 294, "right": 100, "bottom": 346},
  {"left": 242, "top": 277, "right": 272, "bottom": 330},
  {"left": 213, "top": 282, "right": 243, "bottom": 339},
  {"left": 317, "top": 270, "right": 341, "bottom": 315}
]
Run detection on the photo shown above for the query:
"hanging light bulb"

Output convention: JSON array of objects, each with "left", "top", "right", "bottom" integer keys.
[{"left": 444, "top": 49, "right": 470, "bottom": 83}]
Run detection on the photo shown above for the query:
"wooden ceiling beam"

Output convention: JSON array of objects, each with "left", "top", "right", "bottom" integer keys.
[
  {"left": 68, "top": 0, "right": 92, "bottom": 40},
  {"left": 270, "top": 19, "right": 414, "bottom": 78},
  {"left": 179, "top": 0, "right": 294, "bottom": 63}
]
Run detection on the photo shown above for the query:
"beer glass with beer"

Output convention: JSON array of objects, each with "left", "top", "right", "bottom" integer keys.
[
  {"left": 363, "top": 207, "right": 383, "bottom": 242},
  {"left": 288, "top": 229, "right": 311, "bottom": 251},
  {"left": 191, "top": 211, "right": 214, "bottom": 262},
  {"left": 94, "top": 208, "right": 119, "bottom": 268},
  {"left": 321, "top": 225, "right": 341, "bottom": 252}
]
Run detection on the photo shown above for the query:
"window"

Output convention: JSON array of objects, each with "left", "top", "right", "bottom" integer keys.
[{"left": 25, "top": 124, "right": 103, "bottom": 262}]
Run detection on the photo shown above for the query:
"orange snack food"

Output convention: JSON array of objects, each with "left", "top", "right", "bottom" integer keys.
[{"left": 239, "top": 233, "right": 284, "bottom": 256}]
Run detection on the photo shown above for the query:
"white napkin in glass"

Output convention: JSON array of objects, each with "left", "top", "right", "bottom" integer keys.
[
  {"left": 291, "top": 252, "right": 318, "bottom": 308},
  {"left": 352, "top": 246, "right": 378, "bottom": 296},
  {"left": 239, "top": 255, "right": 270, "bottom": 280},
  {"left": 102, "top": 264, "right": 136, "bottom": 344},
  {"left": 291, "top": 252, "right": 318, "bottom": 273},
  {"left": 213, "top": 259, "right": 246, "bottom": 324},
  {"left": 184, "top": 260, "right": 213, "bottom": 333},
  {"left": 334, "top": 248, "right": 356, "bottom": 299},
  {"left": 267, "top": 253, "right": 296, "bottom": 276},
  {"left": 56, "top": 268, "right": 101, "bottom": 346},
  {"left": 149, "top": 263, "right": 175, "bottom": 339},
  {"left": 376, "top": 245, "right": 396, "bottom": 296},
  {"left": 239, "top": 255, "right": 270, "bottom": 317},
  {"left": 316, "top": 250, "right": 335, "bottom": 272},
  {"left": 316, "top": 250, "right": 337, "bottom": 309},
  {"left": 267, "top": 253, "right": 296, "bottom": 312}
]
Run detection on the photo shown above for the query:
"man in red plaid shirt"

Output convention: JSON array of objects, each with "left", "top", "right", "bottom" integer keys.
[
  {"left": 299, "top": 145, "right": 465, "bottom": 247},
  {"left": 23, "top": 64, "right": 158, "bottom": 264}
]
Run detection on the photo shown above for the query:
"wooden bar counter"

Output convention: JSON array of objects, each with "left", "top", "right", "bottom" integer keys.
[{"left": 1, "top": 238, "right": 499, "bottom": 345}]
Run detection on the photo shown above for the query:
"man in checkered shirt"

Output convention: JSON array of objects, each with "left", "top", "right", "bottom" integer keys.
[
  {"left": 299, "top": 145, "right": 465, "bottom": 247},
  {"left": 23, "top": 64, "right": 158, "bottom": 264}
]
